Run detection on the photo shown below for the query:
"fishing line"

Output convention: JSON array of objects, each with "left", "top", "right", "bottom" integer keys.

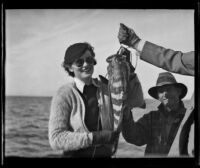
[{"left": 92, "top": 107, "right": 101, "bottom": 158}]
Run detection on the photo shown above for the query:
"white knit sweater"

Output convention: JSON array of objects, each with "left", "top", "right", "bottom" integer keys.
[{"left": 48, "top": 78, "right": 113, "bottom": 152}]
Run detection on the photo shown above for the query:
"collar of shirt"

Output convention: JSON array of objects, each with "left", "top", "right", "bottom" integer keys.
[
  {"left": 74, "top": 78, "right": 85, "bottom": 93},
  {"left": 74, "top": 77, "right": 100, "bottom": 93}
]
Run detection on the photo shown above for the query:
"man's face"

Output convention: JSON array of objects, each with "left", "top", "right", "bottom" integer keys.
[{"left": 157, "top": 85, "right": 181, "bottom": 111}]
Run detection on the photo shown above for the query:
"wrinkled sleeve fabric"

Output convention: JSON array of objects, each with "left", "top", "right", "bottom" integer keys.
[
  {"left": 48, "top": 87, "right": 91, "bottom": 152},
  {"left": 122, "top": 110, "right": 151, "bottom": 146},
  {"left": 140, "top": 41, "right": 194, "bottom": 76},
  {"left": 126, "top": 73, "right": 146, "bottom": 109}
]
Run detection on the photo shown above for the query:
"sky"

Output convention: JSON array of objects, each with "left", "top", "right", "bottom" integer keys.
[{"left": 5, "top": 9, "right": 194, "bottom": 99}]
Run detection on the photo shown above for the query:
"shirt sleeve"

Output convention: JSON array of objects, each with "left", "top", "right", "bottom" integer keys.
[
  {"left": 136, "top": 39, "right": 146, "bottom": 53},
  {"left": 140, "top": 41, "right": 194, "bottom": 76}
]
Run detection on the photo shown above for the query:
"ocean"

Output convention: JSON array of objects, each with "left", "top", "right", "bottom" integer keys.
[{"left": 4, "top": 96, "right": 191, "bottom": 158}]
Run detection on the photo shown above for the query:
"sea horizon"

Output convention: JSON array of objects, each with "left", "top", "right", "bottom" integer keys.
[{"left": 5, "top": 95, "right": 192, "bottom": 101}]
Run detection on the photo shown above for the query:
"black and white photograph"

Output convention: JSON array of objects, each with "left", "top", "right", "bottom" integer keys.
[{"left": 3, "top": 7, "right": 198, "bottom": 167}]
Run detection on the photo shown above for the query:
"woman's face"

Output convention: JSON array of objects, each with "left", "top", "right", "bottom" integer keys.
[{"left": 69, "top": 50, "right": 96, "bottom": 82}]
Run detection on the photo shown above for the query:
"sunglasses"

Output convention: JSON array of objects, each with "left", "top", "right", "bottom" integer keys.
[{"left": 74, "top": 56, "right": 97, "bottom": 67}]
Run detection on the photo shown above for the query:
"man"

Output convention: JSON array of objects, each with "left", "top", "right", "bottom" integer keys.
[
  {"left": 117, "top": 23, "right": 194, "bottom": 157},
  {"left": 122, "top": 72, "right": 188, "bottom": 156},
  {"left": 118, "top": 23, "right": 194, "bottom": 76}
]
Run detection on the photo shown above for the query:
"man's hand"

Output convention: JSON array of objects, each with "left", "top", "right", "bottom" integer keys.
[{"left": 118, "top": 23, "right": 141, "bottom": 49}]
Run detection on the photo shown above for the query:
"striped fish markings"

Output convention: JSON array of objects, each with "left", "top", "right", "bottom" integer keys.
[
  {"left": 106, "top": 47, "right": 131, "bottom": 132},
  {"left": 106, "top": 47, "right": 145, "bottom": 156}
]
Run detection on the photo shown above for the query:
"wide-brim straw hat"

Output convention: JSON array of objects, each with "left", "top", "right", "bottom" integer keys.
[{"left": 148, "top": 72, "right": 188, "bottom": 99}]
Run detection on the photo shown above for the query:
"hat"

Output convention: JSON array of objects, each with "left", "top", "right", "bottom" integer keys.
[
  {"left": 148, "top": 72, "right": 187, "bottom": 99},
  {"left": 64, "top": 43, "right": 92, "bottom": 65}
]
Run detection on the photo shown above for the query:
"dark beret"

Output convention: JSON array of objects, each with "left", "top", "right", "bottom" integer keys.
[{"left": 64, "top": 43, "right": 90, "bottom": 65}]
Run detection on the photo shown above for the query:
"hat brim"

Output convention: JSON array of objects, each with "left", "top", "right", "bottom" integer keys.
[{"left": 148, "top": 83, "right": 188, "bottom": 99}]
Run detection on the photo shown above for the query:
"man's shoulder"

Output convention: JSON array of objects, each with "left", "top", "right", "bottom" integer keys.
[{"left": 142, "top": 108, "right": 161, "bottom": 119}]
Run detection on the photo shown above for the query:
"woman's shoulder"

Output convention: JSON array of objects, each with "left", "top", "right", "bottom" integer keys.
[{"left": 55, "top": 81, "right": 76, "bottom": 97}]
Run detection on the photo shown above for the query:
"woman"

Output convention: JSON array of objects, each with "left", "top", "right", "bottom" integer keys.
[{"left": 48, "top": 42, "right": 119, "bottom": 158}]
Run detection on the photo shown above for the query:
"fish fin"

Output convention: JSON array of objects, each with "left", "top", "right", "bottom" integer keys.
[{"left": 99, "top": 75, "right": 108, "bottom": 85}]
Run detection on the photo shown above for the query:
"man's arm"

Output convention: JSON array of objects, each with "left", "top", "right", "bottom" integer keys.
[
  {"left": 118, "top": 23, "right": 194, "bottom": 76},
  {"left": 122, "top": 107, "right": 150, "bottom": 146},
  {"left": 140, "top": 41, "right": 194, "bottom": 76}
]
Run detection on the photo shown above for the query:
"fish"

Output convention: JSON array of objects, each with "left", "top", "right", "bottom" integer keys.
[
  {"left": 106, "top": 46, "right": 131, "bottom": 132},
  {"left": 106, "top": 46, "right": 146, "bottom": 156},
  {"left": 106, "top": 46, "right": 132, "bottom": 156}
]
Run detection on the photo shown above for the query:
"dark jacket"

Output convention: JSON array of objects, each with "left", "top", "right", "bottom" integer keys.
[{"left": 122, "top": 102, "right": 186, "bottom": 156}]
